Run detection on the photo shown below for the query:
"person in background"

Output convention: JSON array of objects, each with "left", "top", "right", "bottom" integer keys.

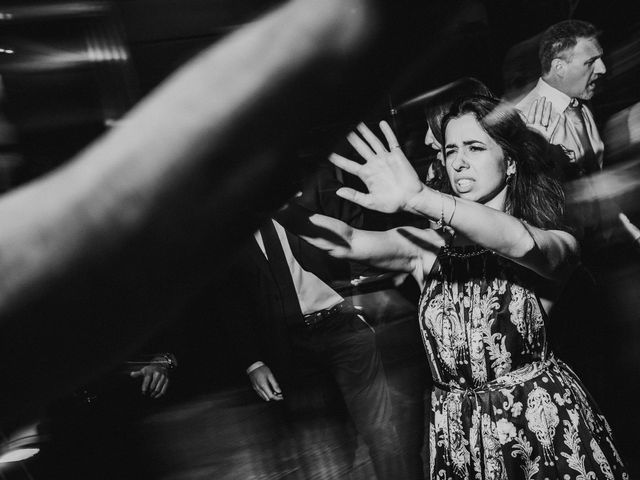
[
  {"left": 226, "top": 215, "right": 408, "bottom": 480},
  {"left": 517, "top": 20, "right": 606, "bottom": 179}
]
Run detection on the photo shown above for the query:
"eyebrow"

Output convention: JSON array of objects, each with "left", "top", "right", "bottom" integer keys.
[
  {"left": 584, "top": 53, "right": 603, "bottom": 65},
  {"left": 445, "top": 140, "right": 486, "bottom": 149}
]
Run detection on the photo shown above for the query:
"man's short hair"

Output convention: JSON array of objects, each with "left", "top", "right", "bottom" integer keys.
[{"left": 538, "top": 20, "right": 599, "bottom": 74}]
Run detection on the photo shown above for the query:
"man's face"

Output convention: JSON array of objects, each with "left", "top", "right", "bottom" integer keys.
[{"left": 559, "top": 36, "right": 606, "bottom": 100}]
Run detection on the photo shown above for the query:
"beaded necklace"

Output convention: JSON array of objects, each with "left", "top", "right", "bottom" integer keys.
[{"left": 441, "top": 243, "right": 490, "bottom": 259}]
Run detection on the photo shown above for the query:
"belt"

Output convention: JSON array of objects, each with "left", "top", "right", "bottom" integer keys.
[
  {"left": 433, "top": 357, "right": 554, "bottom": 396},
  {"left": 302, "top": 301, "right": 347, "bottom": 329}
]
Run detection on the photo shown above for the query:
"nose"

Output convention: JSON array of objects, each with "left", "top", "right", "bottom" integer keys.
[
  {"left": 450, "top": 151, "right": 469, "bottom": 171},
  {"left": 424, "top": 127, "right": 437, "bottom": 148},
  {"left": 594, "top": 58, "right": 606, "bottom": 76}
]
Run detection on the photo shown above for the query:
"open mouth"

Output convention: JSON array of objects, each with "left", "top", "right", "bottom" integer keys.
[
  {"left": 455, "top": 178, "right": 474, "bottom": 191},
  {"left": 588, "top": 77, "right": 601, "bottom": 89}
]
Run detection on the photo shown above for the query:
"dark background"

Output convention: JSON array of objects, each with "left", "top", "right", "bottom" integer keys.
[{"left": 1, "top": 0, "right": 639, "bottom": 478}]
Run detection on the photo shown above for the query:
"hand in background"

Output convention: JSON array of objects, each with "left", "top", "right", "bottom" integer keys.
[
  {"left": 525, "top": 97, "right": 559, "bottom": 140},
  {"left": 130, "top": 364, "right": 169, "bottom": 399},
  {"left": 249, "top": 365, "right": 283, "bottom": 402}
]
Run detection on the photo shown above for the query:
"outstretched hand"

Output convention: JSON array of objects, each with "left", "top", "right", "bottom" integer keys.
[{"left": 329, "top": 121, "right": 423, "bottom": 213}]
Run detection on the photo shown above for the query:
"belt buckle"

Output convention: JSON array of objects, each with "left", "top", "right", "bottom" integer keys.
[
  {"left": 304, "top": 311, "right": 321, "bottom": 329},
  {"left": 304, "top": 302, "right": 343, "bottom": 329}
]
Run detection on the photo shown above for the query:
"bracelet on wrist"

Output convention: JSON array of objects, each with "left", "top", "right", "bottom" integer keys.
[
  {"left": 447, "top": 195, "right": 457, "bottom": 226},
  {"left": 433, "top": 192, "right": 446, "bottom": 230}
]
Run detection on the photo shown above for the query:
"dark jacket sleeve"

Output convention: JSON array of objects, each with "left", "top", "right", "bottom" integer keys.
[{"left": 222, "top": 251, "right": 269, "bottom": 374}]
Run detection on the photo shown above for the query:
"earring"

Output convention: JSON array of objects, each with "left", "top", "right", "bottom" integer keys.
[{"left": 506, "top": 166, "right": 516, "bottom": 184}]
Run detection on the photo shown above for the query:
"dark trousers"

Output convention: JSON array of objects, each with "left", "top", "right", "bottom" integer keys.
[
  {"left": 349, "top": 284, "right": 430, "bottom": 480},
  {"left": 283, "top": 305, "right": 408, "bottom": 480},
  {"left": 375, "top": 316, "right": 429, "bottom": 480}
]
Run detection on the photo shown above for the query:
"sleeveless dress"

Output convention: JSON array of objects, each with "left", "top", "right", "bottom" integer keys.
[{"left": 419, "top": 247, "right": 628, "bottom": 480}]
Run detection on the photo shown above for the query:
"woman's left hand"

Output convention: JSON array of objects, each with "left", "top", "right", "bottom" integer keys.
[
  {"left": 329, "top": 121, "right": 423, "bottom": 213},
  {"left": 131, "top": 365, "right": 169, "bottom": 398}
]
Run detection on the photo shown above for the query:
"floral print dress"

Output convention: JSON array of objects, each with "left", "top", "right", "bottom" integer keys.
[{"left": 419, "top": 248, "right": 628, "bottom": 480}]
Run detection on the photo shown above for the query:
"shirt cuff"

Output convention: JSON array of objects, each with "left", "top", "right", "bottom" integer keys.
[{"left": 246, "top": 361, "right": 265, "bottom": 375}]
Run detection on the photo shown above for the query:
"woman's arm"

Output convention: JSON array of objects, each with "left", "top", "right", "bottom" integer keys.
[
  {"left": 406, "top": 191, "right": 579, "bottom": 280},
  {"left": 330, "top": 121, "right": 579, "bottom": 281},
  {"left": 275, "top": 203, "right": 443, "bottom": 281}
]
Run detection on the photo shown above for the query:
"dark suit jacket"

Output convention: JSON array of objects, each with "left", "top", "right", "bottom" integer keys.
[
  {"left": 225, "top": 230, "right": 350, "bottom": 386},
  {"left": 225, "top": 166, "right": 424, "bottom": 384}
]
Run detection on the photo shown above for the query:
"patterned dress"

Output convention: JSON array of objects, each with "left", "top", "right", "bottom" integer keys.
[{"left": 419, "top": 247, "right": 628, "bottom": 480}]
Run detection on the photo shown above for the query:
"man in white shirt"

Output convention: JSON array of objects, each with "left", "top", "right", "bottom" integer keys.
[
  {"left": 228, "top": 218, "right": 409, "bottom": 479},
  {"left": 517, "top": 20, "right": 606, "bottom": 179}
]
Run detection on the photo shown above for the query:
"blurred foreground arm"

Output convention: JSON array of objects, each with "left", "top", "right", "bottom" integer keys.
[{"left": 0, "top": 0, "right": 427, "bottom": 431}]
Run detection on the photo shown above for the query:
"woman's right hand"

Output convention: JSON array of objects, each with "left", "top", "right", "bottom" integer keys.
[{"left": 329, "top": 121, "right": 424, "bottom": 213}]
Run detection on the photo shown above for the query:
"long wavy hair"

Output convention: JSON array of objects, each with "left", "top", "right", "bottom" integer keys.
[{"left": 432, "top": 95, "right": 566, "bottom": 230}]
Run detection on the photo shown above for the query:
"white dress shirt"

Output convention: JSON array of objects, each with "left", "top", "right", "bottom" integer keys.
[
  {"left": 516, "top": 78, "right": 604, "bottom": 171},
  {"left": 247, "top": 219, "right": 343, "bottom": 374}
]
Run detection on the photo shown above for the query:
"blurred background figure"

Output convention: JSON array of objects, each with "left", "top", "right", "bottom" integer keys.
[
  {"left": 517, "top": 20, "right": 606, "bottom": 179},
  {"left": 30, "top": 352, "right": 176, "bottom": 480},
  {"left": 224, "top": 216, "right": 408, "bottom": 480}
]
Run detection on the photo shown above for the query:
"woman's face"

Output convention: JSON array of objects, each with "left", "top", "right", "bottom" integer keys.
[
  {"left": 424, "top": 126, "right": 444, "bottom": 163},
  {"left": 443, "top": 113, "right": 513, "bottom": 210}
]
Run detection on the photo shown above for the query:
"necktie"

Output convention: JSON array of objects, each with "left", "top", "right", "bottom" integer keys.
[
  {"left": 565, "top": 99, "right": 598, "bottom": 174},
  {"left": 285, "top": 230, "right": 341, "bottom": 286},
  {"left": 259, "top": 220, "right": 303, "bottom": 325}
]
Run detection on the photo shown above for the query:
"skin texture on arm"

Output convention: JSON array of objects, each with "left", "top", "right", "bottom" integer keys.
[
  {"left": 330, "top": 121, "right": 579, "bottom": 281},
  {"left": 0, "top": 0, "right": 430, "bottom": 432}
]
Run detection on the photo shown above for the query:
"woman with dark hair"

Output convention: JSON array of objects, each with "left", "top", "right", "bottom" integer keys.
[
  {"left": 280, "top": 95, "right": 627, "bottom": 478},
  {"left": 414, "top": 78, "right": 494, "bottom": 183},
  {"left": 423, "top": 79, "right": 493, "bottom": 155},
  {"left": 395, "top": 77, "right": 493, "bottom": 183},
  {"left": 433, "top": 96, "right": 566, "bottom": 231}
]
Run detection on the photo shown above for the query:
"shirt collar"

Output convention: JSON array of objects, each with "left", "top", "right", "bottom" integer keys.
[{"left": 536, "top": 78, "right": 572, "bottom": 112}]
